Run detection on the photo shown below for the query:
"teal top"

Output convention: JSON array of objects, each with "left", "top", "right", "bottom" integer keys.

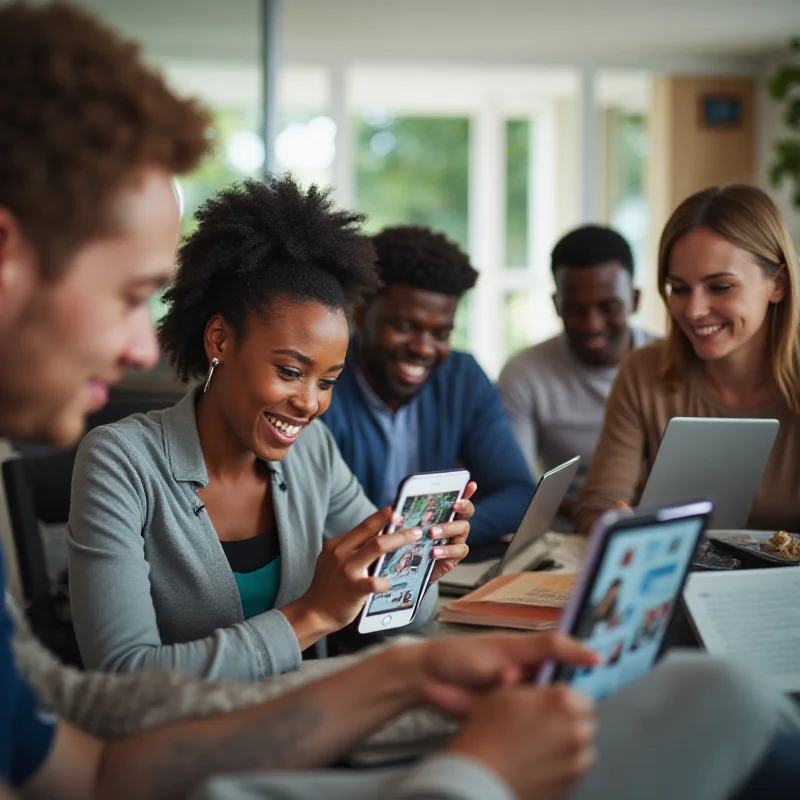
[
  {"left": 232, "top": 559, "right": 281, "bottom": 619},
  {"left": 220, "top": 530, "right": 281, "bottom": 620}
]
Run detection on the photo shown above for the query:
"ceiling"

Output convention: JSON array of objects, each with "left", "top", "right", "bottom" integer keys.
[{"left": 65, "top": 0, "right": 799, "bottom": 71}]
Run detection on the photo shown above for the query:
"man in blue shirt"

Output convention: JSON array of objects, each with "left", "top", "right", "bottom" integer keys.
[
  {"left": 0, "top": 547, "right": 55, "bottom": 788},
  {"left": 324, "top": 225, "right": 536, "bottom": 545}
]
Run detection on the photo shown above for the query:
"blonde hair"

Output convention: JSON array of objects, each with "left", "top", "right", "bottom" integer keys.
[{"left": 657, "top": 184, "right": 800, "bottom": 412}]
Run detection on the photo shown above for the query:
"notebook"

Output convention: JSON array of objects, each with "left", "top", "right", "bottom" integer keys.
[
  {"left": 438, "top": 572, "right": 575, "bottom": 630},
  {"left": 683, "top": 568, "right": 800, "bottom": 693}
]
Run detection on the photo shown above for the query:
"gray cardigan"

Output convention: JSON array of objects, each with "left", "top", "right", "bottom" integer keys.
[{"left": 68, "top": 387, "right": 437, "bottom": 681}]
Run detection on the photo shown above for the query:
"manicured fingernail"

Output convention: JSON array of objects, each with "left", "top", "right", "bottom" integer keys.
[
  {"left": 411, "top": 528, "right": 423, "bottom": 539},
  {"left": 433, "top": 547, "right": 446, "bottom": 557},
  {"left": 430, "top": 526, "right": 444, "bottom": 537},
  {"left": 455, "top": 500, "right": 467, "bottom": 509},
  {"left": 392, "top": 513, "right": 404, "bottom": 526}
]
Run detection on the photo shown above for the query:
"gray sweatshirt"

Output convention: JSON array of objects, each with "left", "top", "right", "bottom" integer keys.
[{"left": 67, "top": 387, "right": 437, "bottom": 681}]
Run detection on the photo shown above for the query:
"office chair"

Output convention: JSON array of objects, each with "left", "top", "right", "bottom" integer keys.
[
  {"left": 3, "top": 446, "right": 82, "bottom": 666},
  {"left": 3, "top": 384, "right": 185, "bottom": 667}
]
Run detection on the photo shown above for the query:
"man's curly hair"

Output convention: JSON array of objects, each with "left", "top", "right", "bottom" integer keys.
[
  {"left": 158, "top": 177, "right": 380, "bottom": 382},
  {"left": 0, "top": 2, "right": 211, "bottom": 275},
  {"left": 371, "top": 226, "right": 478, "bottom": 296}
]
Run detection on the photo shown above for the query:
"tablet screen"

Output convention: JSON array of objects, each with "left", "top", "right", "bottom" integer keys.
[
  {"left": 364, "top": 490, "right": 460, "bottom": 616},
  {"left": 560, "top": 516, "right": 704, "bottom": 700}
]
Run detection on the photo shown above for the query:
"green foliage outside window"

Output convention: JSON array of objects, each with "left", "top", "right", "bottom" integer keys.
[
  {"left": 768, "top": 38, "right": 800, "bottom": 209},
  {"left": 506, "top": 119, "right": 531, "bottom": 267},
  {"left": 355, "top": 115, "right": 472, "bottom": 350}
]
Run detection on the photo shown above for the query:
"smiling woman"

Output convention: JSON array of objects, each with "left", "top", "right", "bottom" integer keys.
[
  {"left": 574, "top": 184, "right": 800, "bottom": 536},
  {"left": 66, "top": 176, "right": 474, "bottom": 681}
]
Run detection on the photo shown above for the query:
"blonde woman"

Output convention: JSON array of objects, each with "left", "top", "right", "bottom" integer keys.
[{"left": 575, "top": 184, "right": 800, "bottom": 534}]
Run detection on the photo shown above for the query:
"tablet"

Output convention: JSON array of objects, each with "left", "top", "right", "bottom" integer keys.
[
  {"left": 638, "top": 417, "right": 778, "bottom": 529},
  {"left": 538, "top": 500, "right": 712, "bottom": 701}
]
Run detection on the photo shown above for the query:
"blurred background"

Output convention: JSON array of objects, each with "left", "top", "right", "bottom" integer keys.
[{"left": 69, "top": 0, "right": 800, "bottom": 379}]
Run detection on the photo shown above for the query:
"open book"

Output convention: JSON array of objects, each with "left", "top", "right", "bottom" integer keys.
[
  {"left": 439, "top": 572, "right": 574, "bottom": 630},
  {"left": 683, "top": 568, "right": 800, "bottom": 693}
]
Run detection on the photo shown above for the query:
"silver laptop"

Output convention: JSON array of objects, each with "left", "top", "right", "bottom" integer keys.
[
  {"left": 638, "top": 417, "right": 779, "bottom": 529},
  {"left": 440, "top": 455, "right": 581, "bottom": 593}
]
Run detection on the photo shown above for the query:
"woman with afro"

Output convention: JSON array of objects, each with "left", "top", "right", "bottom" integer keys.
[{"left": 67, "top": 176, "right": 473, "bottom": 682}]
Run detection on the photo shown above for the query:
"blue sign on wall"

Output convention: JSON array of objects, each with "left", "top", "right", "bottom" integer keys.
[{"left": 701, "top": 95, "right": 741, "bottom": 128}]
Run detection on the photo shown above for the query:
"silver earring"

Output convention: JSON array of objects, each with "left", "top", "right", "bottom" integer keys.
[{"left": 203, "top": 358, "right": 220, "bottom": 394}]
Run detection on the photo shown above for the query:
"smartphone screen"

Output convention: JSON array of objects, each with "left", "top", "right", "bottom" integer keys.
[{"left": 363, "top": 489, "right": 460, "bottom": 617}]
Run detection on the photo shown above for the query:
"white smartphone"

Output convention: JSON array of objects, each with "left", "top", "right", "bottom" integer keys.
[{"left": 357, "top": 468, "right": 471, "bottom": 634}]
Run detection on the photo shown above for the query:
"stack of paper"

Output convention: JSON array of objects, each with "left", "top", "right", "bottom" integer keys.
[{"left": 683, "top": 569, "right": 800, "bottom": 693}]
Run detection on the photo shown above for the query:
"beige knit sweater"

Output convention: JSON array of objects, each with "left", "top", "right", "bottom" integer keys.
[{"left": 6, "top": 594, "right": 455, "bottom": 762}]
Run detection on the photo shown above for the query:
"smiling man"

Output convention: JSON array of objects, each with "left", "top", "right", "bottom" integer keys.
[
  {"left": 323, "top": 225, "right": 535, "bottom": 546},
  {"left": 499, "top": 225, "right": 656, "bottom": 528}
]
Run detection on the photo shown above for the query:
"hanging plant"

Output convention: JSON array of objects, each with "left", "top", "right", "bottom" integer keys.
[{"left": 767, "top": 38, "right": 800, "bottom": 209}]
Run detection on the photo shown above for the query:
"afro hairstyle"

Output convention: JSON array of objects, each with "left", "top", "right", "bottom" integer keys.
[
  {"left": 158, "top": 176, "right": 380, "bottom": 382},
  {"left": 371, "top": 225, "right": 478, "bottom": 297}
]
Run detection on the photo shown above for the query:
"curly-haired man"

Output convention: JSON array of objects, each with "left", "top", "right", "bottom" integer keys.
[{"left": 324, "top": 226, "right": 536, "bottom": 546}]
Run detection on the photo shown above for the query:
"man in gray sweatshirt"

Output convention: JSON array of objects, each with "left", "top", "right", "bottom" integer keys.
[{"left": 500, "top": 225, "right": 656, "bottom": 529}]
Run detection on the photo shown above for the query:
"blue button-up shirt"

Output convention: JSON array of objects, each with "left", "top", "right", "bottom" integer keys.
[{"left": 354, "top": 365, "right": 421, "bottom": 508}]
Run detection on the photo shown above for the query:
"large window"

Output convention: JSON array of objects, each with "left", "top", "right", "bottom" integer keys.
[
  {"left": 355, "top": 114, "right": 471, "bottom": 349},
  {"left": 177, "top": 107, "right": 265, "bottom": 236},
  {"left": 606, "top": 111, "right": 649, "bottom": 280},
  {"left": 355, "top": 115, "right": 470, "bottom": 249},
  {"left": 505, "top": 119, "right": 532, "bottom": 269}
]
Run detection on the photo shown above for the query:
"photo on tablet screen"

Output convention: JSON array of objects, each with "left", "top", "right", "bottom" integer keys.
[
  {"left": 365, "top": 490, "right": 459, "bottom": 616},
  {"left": 565, "top": 517, "right": 703, "bottom": 701}
]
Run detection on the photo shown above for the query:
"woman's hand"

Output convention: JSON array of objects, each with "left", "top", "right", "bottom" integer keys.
[
  {"left": 280, "top": 507, "right": 423, "bottom": 648},
  {"left": 428, "top": 481, "right": 476, "bottom": 583}
]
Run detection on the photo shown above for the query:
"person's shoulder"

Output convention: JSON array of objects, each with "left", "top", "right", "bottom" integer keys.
[
  {"left": 433, "top": 351, "right": 496, "bottom": 397},
  {"left": 441, "top": 349, "right": 484, "bottom": 374},
  {"left": 81, "top": 409, "right": 163, "bottom": 451},
  {"left": 631, "top": 325, "right": 662, "bottom": 349},
  {"left": 77, "top": 403, "right": 177, "bottom": 473},
  {"left": 500, "top": 335, "right": 568, "bottom": 380}
]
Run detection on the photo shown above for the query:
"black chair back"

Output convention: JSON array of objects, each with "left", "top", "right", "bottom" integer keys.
[
  {"left": 3, "top": 384, "right": 185, "bottom": 666},
  {"left": 2, "top": 447, "right": 81, "bottom": 664}
]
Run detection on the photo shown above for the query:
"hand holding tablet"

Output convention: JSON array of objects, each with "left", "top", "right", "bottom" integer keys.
[{"left": 538, "top": 500, "right": 712, "bottom": 701}]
